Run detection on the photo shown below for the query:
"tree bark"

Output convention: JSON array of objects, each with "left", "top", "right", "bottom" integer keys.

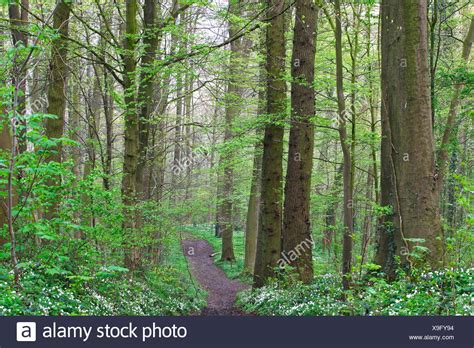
[
  {"left": 282, "top": 0, "right": 318, "bottom": 284},
  {"left": 45, "top": 0, "right": 71, "bottom": 163},
  {"left": 435, "top": 17, "right": 473, "bottom": 191},
  {"left": 136, "top": 0, "right": 160, "bottom": 199},
  {"left": 360, "top": 165, "right": 374, "bottom": 264},
  {"left": 220, "top": 0, "right": 251, "bottom": 261},
  {"left": 334, "top": 0, "right": 354, "bottom": 291},
  {"left": 171, "top": 12, "right": 184, "bottom": 204},
  {"left": 375, "top": 0, "right": 443, "bottom": 275},
  {"left": 0, "top": 102, "right": 15, "bottom": 249},
  {"left": 121, "top": 0, "right": 140, "bottom": 271},
  {"left": 44, "top": 0, "right": 71, "bottom": 220},
  {"left": 253, "top": 0, "right": 288, "bottom": 288},
  {"left": 8, "top": 0, "right": 28, "bottom": 153},
  {"left": 244, "top": 47, "right": 265, "bottom": 273},
  {"left": 103, "top": 72, "right": 114, "bottom": 190},
  {"left": 323, "top": 163, "right": 343, "bottom": 256},
  {"left": 244, "top": 140, "right": 262, "bottom": 273}
]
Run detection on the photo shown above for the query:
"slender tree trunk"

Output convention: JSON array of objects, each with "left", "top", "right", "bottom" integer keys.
[
  {"left": 149, "top": 4, "right": 174, "bottom": 201},
  {"left": 171, "top": 13, "right": 184, "bottom": 204},
  {"left": 0, "top": 59, "right": 17, "bottom": 256},
  {"left": 184, "top": 75, "right": 193, "bottom": 201},
  {"left": 360, "top": 165, "right": 374, "bottom": 264},
  {"left": 0, "top": 119, "right": 12, "bottom": 246},
  {"left": 282, "top": 0, "right": 318, "bottom": 283},
  {"left": 244, "top": 48, "right": 265, "bottom": 273},
  {"left": 82, "top": 68, "right": 101, "bottom": 229},
  {"left": 209, "top": 102, "right": 219, "bottom": 224},
  {"left": 253, "top": 0, "right": 288, "bottom": 288},
  {"left": 1, "top": 37, "right": 21, "bottom": 280},
  {"left": 152, "top": 76, "right": 172, "bottom": 201},
  {"left": 171, "top": 78, "right": 183, "bottom": 200},
  {"left": 44, "top": 0, "right": 71, "bottom": 220},
  {"left": 121, "top": 0, "right": 140, "bottom": 271},
  {"left": 244, "top": 140, "right": 262, "bottom": 273},
  {"left": 435, "top": 18, "right": 473, "bottom": 190},
  {"left": 220, "top": 0, "right": 251, "bottom": 261},
  {"left": 429, "top": 0, "right": 438, "bottom": 130},
  {"left": 103, "top": 74, "right": 114, "bottom": 190},
  {"left": 8, "top": 0, "right": 28, "bottom": 153},
  {"left": 136, "top": 0, "right": 160, "bottom": 199},
  {"left": 334, "top": 0, "right": 354, "bottom": 291},
  {"left": 435, "top": 17, "right": 473, "bottom": 247},
  {"left": 368, "top": 26, "right": 380, "bottom": 206},
  {"left": 323, "top": 163, "right": 343, "bottom": 256},
  {"left": 215, "top": 165, "right": 224, "bottom": 238}
]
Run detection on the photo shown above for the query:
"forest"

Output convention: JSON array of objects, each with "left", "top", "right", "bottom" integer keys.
[{"left": 0, "top": 0, "right": 472, "bottom": 316}]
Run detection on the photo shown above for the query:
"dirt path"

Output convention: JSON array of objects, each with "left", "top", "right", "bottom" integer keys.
[{"left": 181, "top": 238, "right": 250, "bottom": 315}]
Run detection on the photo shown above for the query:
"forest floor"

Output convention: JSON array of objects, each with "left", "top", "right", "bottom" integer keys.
[{"left": 181, "top": 238, "right": 250, "bottom": 315}]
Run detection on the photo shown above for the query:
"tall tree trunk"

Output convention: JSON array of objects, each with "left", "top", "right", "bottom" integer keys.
[
  {"left": 8, "top": 0, "right": 28, "bottom": 153},
  {"left": 152, "top": 74, "right": 172, "bottom": 201},
  {"left": 0, "top": 51, "right": 18, "bottom": 255},
  {"left": 220, "top": 0, "right": 251, "bottom": 261},
  {"left": 215, "top": 164, "right": 224, "bottom": 237},
  {"left": 323, "top": 163, "right": 343, "bottom": 256},
  {"left": 209, "top": 102, "right": 219, "bottom": 224},
  {"left": 282, "top": 0, "right": 318, "bottom": 284},
  {"left": 334, "top": 0, "right": 354, "bottom": 291},
  {"left": 429, "top": 0, "right": 438, "bottom": 130},
  {"left": 136, "top": 0, "right": 159, "bottom": 199},
  {"left": 44, "top": 0, "right": 71, "bottom": 220},
  {"left": 435, "top": 18, "right": 473, "bottom": 191},
  {"left": 121, "top": 0, "right": 140, "bottom": 271},
  {"left": 82, "top": 68, "right": 101, "bottom": 229},
  {"left": 103, "top": 73, "right": 114, "bottom": 190},
  {"left": 148, "top": 3, "right": 174, "bottom": 201},
  {"left": 367, "top": 12, "right": 380, "bottom": 205},
  {"left": 360, "top": 165, "right": 374, "bottom": 264},
  {"left": 171, "top": 12, "right": 184, "bottom": 204},
  {"left": 0, "top": 117, "right": 13, "bottom": 246},
  {"left": 253, "top": 0, "right": 287, "bottom": 288},
  {"left": 435, "top": 17, "right": 473, "bottom": 246},
  {"left": 184, "top": 71, "right": 195, "bottom": 202},
  {"left": 244, "top": 140, "right": 262, "bottom": 273},
  {"left": 171, "top": 78, "right": 183, "bottom": 202},
  {"left": 375, "top": 0, "right": 442, "bottom": 275},
  {"left": 1, "top": 35, "right": 20, "bottom": 281},
  {"left": 244, "top": 49, "right": 265, "bottom": 273}
]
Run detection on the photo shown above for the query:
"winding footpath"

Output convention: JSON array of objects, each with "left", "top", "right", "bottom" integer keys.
[{"left": 181, "top": 238, "right": 250, "bottom": 315}]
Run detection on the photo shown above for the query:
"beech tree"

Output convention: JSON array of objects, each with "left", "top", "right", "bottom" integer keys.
[
  {"left": 376, "top": 0, "right": 442, "bottom": 274},
  {"left": 220, "top": 0, "right": 251, "bottom": 261}
]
